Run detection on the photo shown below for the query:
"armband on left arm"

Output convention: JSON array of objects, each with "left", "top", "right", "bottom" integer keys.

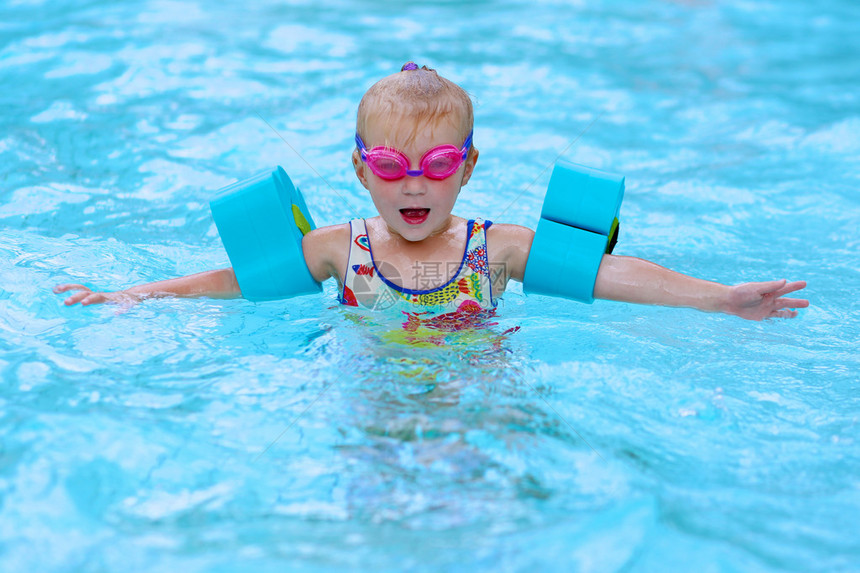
[{"left": 522, "top": 160, "right": 624, "bottom": 303}]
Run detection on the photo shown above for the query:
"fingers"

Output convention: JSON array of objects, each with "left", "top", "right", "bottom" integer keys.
[
  {"left": 754, "top": 279, "right": 787, "bottom": 296},
  {"left": 53, "top": 283, "right": 112, "bottom": 306},
  {"left": 53, "top": 284, "right": 92, "bottom": 306},
  {"left": 63, "top": 290, "right": 98, "bottom": 306},
  {"left": 80, "top": 292, "right": 108, "bottom": 306},
  {"left": 775, "top": 280, "right": 807, "bottom": 297},
  {"left": 62, "top": 292, "right": 83, "bottom": 306},
  {"left": 53, "top": 283, "right": 90, "bottom": 294},
  {"left": 770, "top": 309, "right": 798, "bottom": 319},
  {"left": 757, "top": 279, "right": 807, "bottom": 298},
  {"left": 776, "top": 297, "right": 809, "bottom": 310},
  {"left": 766, "top": 292, "right": 808, "bottom": 319}
]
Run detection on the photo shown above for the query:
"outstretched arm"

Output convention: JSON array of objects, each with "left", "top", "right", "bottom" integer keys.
[
  {"left": 54, "top": 268, "right": 241, "bottom": 307},
  {"left": 54, "top": 223, "right": 350, "bottom": 309},
  {"left": 593, "top": 255, "right": 808, "bottom": 320}
]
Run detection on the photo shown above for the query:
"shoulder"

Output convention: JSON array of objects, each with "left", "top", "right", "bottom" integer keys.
[
  {"left": 303, "top": 222, "right": 351, "bottom": 245},
  {"left": 487, "top": 223, "right": 535, "bottom": 252},
  {"left": 486, "top": 222, "right": 534, "bottom": 243},
  {"left": 302, "top": 222, "right": 352, "bottom": 282},
  {"left": 486, "top": 223, "right": 534, "bottom": 282}
]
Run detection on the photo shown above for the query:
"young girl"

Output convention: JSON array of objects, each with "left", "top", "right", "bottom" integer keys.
[{"left": 54, "top": 63, "right": 808, "bottom": 321}]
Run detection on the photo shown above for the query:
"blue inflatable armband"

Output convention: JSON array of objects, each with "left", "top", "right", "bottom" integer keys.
[
  {"left": 522, "top": 160, "right": 624, "bottom": 303},
  {"left": 210, "top": 166, "right": 321, "bottom": 301}
]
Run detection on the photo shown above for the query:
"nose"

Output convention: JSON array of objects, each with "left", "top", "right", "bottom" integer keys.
[{"left": 401, "top": 173, "right": 427, "bottom": 195}]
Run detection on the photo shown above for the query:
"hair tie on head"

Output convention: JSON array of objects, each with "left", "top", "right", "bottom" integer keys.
[{"left": 401, "top": 62, "right": 419, "bottom": 71}]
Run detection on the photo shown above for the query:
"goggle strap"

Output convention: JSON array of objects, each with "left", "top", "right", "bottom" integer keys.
[
  {"left": 355, "top": 133, "right": 368, "bottom": 160},
  {"left": 461, "top": 131, "right": 474, "bottom": 158}
]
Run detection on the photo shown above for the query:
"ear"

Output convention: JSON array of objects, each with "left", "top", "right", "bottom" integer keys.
[
  {"left": 460, "top": 147, "right": 479, "bottom": 187},
  {"left": 352, "top": 149, "right": 370, "bottom": 190}
]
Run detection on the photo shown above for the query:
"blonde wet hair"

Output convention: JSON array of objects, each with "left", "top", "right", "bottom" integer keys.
[{"left": 356, "top": 63, "right": 474, "bottom": 150}]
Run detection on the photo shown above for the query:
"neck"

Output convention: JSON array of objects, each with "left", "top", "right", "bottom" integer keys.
[
  {"left": 364, "top": 216, "right": 469, "bottom": 290},
  {"left": 387, "top": 214, "right": 456, "bottom": 244},
  {"left": 368, "top": 215, "right": 465, "bottom": 257}
]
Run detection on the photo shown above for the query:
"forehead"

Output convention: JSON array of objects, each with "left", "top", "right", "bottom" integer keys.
[
  {"left": 359, "top": 88, "right": 470, "bottom": 142},
  {"left": 363, "top": 113, "right": 465, "bottom": 150}
]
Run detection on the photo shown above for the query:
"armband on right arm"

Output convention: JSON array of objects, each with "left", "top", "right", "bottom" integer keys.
[
  {"left": 210, "top": 166, "right": 322, "bottom": 302},
  {"left": 522, "top": 160, "right": 625, "bottom": 303}
]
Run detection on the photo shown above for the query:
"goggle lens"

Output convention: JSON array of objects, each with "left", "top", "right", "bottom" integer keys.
[
  {"left": 367, "top": 152, "right": 407, "bottom": 180},
  {"left": 421, "top": 148, "right": 463, "bottom": 179},
  {"left": 356, "top": 132, "right": 472, "bottom": 181}
]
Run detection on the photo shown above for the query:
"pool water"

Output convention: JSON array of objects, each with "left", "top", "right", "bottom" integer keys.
[{"left": 2, "top": 0, "right": 859, "bottom": 571}]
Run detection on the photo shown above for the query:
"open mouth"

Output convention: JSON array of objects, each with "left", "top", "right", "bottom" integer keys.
[{"left": 399, "top": 208, "right": 430, "bottom": 225}]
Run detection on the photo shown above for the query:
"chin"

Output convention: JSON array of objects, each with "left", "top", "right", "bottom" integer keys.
[
  {"left": 397, "top": 227, "right": 432, "bottom": 242},
  {"left": 385, "top": 212, "right": 450, "bottom": 242}
]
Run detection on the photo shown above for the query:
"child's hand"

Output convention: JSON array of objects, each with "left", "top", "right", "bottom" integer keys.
[
  {"left": 724, "top": 280, "right": 808, "bottom": 320},
  {"left": 53, "top": 284, "right": 141, "bottom": 308}
]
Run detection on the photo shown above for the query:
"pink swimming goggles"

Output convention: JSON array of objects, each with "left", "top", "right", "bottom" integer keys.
[{"left": 355, "top": 130, "right": 473, "bottom": 181}]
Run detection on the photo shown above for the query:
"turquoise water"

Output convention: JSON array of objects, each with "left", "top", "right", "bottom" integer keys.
[{"left": 2, "top": 0, "right": 859, "bottom": 571}]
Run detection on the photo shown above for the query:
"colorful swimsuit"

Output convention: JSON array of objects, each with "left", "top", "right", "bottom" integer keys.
[{"left": 339, "top": 218, "right": 497, "bottom": 314}]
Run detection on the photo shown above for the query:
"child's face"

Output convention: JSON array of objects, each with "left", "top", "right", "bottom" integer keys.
[{"left": 353, "top": 118, "right": 478, "bottom": 242}]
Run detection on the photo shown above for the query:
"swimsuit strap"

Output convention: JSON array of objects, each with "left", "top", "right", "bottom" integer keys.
[{"left": 339, "top": 219, "right": 372, "bottom": 305}]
